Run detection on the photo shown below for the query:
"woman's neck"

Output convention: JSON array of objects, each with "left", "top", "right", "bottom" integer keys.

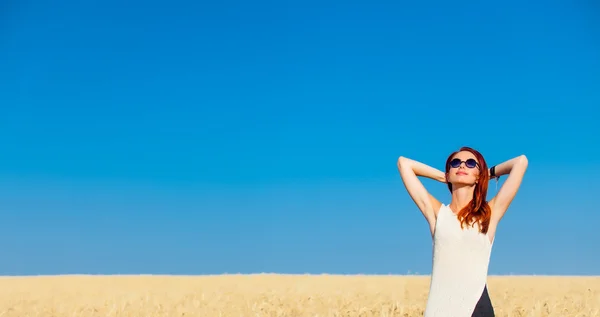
[{"left": 450, "top": 185, "right": 474, "bottom": 214}]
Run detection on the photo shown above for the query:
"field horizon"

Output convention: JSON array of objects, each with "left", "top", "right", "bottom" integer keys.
[
  {"left": 2, "top": 272, "right": 600, "bottom": 277},
  {"left": 1, "top": 274, "right": 598, "bottom": 316}
]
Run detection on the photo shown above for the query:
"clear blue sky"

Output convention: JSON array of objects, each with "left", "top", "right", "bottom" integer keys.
[{"left": 1, "top": 0, "right": 598, "bottom": 276}]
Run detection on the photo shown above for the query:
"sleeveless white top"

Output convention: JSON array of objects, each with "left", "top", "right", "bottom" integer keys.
[{"left": 424, "top": 204, "right": 494, "bottom": 317}]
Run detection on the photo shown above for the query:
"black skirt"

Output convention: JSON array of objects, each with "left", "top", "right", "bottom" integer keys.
[{"left": 471, "top": 285, "right": 495, "bottom": 317}]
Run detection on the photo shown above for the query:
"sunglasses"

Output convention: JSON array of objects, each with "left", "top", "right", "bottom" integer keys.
[{"left": 449, "top": 158, "right": 479, "bottom": 169}]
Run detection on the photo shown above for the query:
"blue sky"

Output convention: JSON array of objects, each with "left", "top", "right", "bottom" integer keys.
[{"left": 0, "top": 0, "right": 598, "bottom": 276}]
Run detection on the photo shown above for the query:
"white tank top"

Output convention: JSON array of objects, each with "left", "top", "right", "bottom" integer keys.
[{"left": 424, "top": 203, "right": 494, "bottom": 317}]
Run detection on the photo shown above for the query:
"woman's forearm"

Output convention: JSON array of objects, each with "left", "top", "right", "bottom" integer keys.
[
  {"left": 397, "top": 156, "right": 446, "bottom": 183},
  {"left": 491, "top": 155, "right": 528, "bottom": 178}
]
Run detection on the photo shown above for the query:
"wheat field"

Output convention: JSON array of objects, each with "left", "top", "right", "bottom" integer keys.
[{"left": 0, "top": 274, "right": 598, "bottom": 317}]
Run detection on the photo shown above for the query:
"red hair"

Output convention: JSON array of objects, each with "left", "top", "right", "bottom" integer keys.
[{"left": 445, "top": 146, "right": 491, "bottom": 234}]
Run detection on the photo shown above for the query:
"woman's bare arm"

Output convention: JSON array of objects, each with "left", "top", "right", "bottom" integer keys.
[
  {"left": 488, "top": 154, "right": 529, "bottom": 223},
  {"left": 397, "top": 156, "right": 446, "bottom": 229}
]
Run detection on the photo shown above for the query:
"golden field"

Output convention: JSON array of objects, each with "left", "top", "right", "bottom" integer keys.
[{"left": 0, "top": 274, "right": 598, "bottom": 317}]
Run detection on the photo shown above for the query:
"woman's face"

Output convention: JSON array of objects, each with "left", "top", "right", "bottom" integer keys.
[{"left": 447, "top": 151, "right": 481, "bottom": 186}]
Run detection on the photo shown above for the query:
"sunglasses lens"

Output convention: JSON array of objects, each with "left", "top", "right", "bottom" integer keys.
[
  {"left": 450, "top": 159, "right": 461, "bottom": 168},
  {"left": 466, "top": 159, "right": 478, "bottom": 168}
]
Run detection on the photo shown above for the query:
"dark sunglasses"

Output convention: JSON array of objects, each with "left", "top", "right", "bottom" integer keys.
[{"left": 449, "top": 158, "right": 479, "bottom": 169}]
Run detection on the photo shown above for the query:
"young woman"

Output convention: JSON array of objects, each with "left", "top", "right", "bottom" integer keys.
[{"left": 397, "top": 146, "right": 528, "bottom": 317}]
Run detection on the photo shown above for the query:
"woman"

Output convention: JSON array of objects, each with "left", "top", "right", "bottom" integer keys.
[{"left": 397, "top": 146, "right": 528, "bottom": 317}]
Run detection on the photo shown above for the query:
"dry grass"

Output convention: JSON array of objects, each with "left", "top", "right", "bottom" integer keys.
[{"left": 0, "top": 274, "right": 598, "bottom": 317}]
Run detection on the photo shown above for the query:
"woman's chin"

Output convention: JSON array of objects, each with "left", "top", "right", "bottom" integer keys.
[{"left": 450, "top": 180, "right": 476, "bottom": 187}]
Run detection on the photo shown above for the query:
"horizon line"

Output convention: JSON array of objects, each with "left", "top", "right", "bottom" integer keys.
[{"left": 1, "top": 273, "right": 598, "bottom": 278}]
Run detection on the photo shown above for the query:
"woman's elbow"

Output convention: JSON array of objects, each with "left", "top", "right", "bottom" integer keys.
[
  {"left": 518, "top": 155, "right": 529, "bottom": 168},
  {"left": 397, "top": 156, "right": 408, "bottom": 168}
]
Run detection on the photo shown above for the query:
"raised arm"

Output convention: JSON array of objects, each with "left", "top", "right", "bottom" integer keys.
[
  {"left": 488, "top": 154, "right": 529, "bottom": 223},
  {"left": 397, "top": 156, "right": 446, "bottom": 233}
]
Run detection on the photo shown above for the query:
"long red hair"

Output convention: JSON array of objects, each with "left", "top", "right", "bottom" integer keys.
[{"left": 445, "top": 146, "right": 491, "bottom": 234}]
